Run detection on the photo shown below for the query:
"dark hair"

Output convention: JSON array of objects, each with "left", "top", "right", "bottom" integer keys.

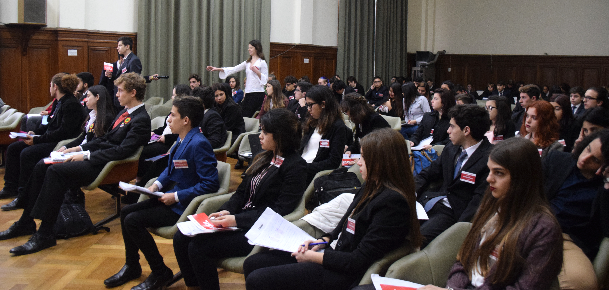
[
  {"left": 246, "top": 39, "right": 265, "bottom": 62},
  {"left": 211, "top": 82, "right": 236, "bottom": 113},
  {"left": 588, "top": 87, "right": 609, "bottom": 110},
  {"left": 88, "top": 85, "right": 116, "bottom": 137},
  {"left": 299, "top": 75, "right": 310, "bottom": 83},
  {"left": 332, "top": 80, "right": 347, "bottom": 91},
  {"left": 560, "top": 83, "right": 571, "bottom": 94},
  {"left": 519, "top": 101, "right": 559, "bottom": 148},
  {"left": 385, "top": 82, "right": 404, "bottom": 119},
  {"left": 434, "top": 88, "right": 456, "bottom": 117},
  {"left": 263, "top": 79, "right": 287, "bottom": 112},
  {"left": 247, "top": 109, "right": 301, "bottom": 175},
  {"left": 455, "top": 93, "right": 474, "bottom": 104},
  {"left": 519, "top": 84, "right": 541, "bottom": 99},
  {"left": 172, "top": 96, "right": 205, "bottom": 128},
  {"left": 114, "top": 72, "right": 146, "bottom": 101},
  {"left": 487, "top": 96, "right": 512, "bottom": 136},
  {"left": 356, "top": 128, "right": 422, "bottom": 249},
  {"left": 117, "top": 36, "right": 134, "bottom": 50},
  {"left": 341, "top": 93, "right": 375, "bottom": 125},
  {"left": 441, "top": 80, "right": 454, "bottom": 91},
  {"left": 304, "top": 85, "right": 343, "bottom": 135},
  {"left": 76, "top": 72, "right": 94, "bottom": 88},
  {"left": 458, "top": 137, "right": 561, "bottom": 286},
  {"left": 192, "top": 86, "right": 215, "bottom": 110},
  {"left": 418, "top": 82, "right": 430, "bottom": 101},
  {"left": 600, "top": 129, "right": 609, "bottom": 167},
  {"left": 284, "top": 75, "right": 298, "bottom": 85},
  {"left": 297, "top": 82, "right": 313, "bottom": 93},
  {"left": 583, "top": 107, "right": 609, "bottom": 128},
  {"left": 552, "top": 94, "right": 575, "bottom": 131},
  {"left": 174, "top": 84, "right": 191, "bottom": 97},
  {"left": 318, "top": 76, "right": 328, "bottom": 84},
  {"left": 373, "top": 76, "right": 382, "bottom": 82},
  {"left": 448, "top": 105, "right": 490, "bottom": 141},
  {"left": 569, "top": 86, "right": 585, "bottom": 97},
  {"left": 226, "top": 75, "right": 240, "bottom": 89},
  {"left": 346, "top": 76, "right": 357, "bottom": 83},
  {"left": 189, "top": 73, "right": 201, "bottom": 83},
  {"left": 51, "top": 73, "right": 80, "bottom": 95},
  {"left": 572, "top": 129, "right": 609, "bottom": 161}
]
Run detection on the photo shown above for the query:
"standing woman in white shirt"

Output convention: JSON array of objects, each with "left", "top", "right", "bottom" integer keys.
[{"left": 207, "top": 40, "right": 268, "bottom": 118}]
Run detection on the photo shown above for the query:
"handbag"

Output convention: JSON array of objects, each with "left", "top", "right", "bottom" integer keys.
[
  {"left": 410, "top": 148, "right": 438, "bottom": 176},
  {"left": 54, "top": 188, "right": 94, "bottom": 239}
]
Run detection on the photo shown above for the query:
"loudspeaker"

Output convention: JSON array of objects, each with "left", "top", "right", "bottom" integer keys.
[{"left": 18, "top": 0, "right": 46, "bottom": 25}]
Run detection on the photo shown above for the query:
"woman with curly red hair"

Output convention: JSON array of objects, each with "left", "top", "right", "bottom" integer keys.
[{"left": 519, "top": 100, "right": 563, "bottom": 158}]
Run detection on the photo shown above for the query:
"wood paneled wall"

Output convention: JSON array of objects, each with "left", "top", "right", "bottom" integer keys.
[
  {"left": 0, "top": 26, "right": 136, "bottom": 112},
  {"left": 428, "top": 54, "right": 609, "bottom": 91},
  {"left": 269, "top": 43, "right": 337, "bottom": 85}
]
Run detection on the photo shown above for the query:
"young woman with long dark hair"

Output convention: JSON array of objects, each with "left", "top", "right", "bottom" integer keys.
[
  {"left": 257, "top": 79, "right": 288, "bottom": 120},
  {"left": 227, "top": 75, "right": 244, "bottom": 104},
  {"left": 207, "top": 39, "right": 268, "bottom": 118},
  {"left": 409, "top": 88, "right": 455, "bottom": 150},
  {"left": 484, "top": 95, "right": 515, "bottom": 144},
  {"left": 173, "top": 108, "right": 307, "bottom": 290},
  {"left": 211, "top": 82, "right": 245, "bottom": 143},
  {"left": 341, "top": 93, "right": 390, "bottom": 154},
  {"left": 551, "top": 94, "right": 580, "bottom": 152},
  {"left": 402, "top": 82, "right": 432, "bottom": 139},
  {"left": 378, "top": 82, "right": 405, "bottom": 118},
  {"left": 243, "top": 128, "right": 422, "bottom": 290}
]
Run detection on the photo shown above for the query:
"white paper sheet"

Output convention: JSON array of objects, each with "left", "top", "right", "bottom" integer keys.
[
  {"left": 410, "top": 136, "right": 433, "bottom": 151},
  {"left": 415, "top": 201, "right": 428, "bottom": 220},
  {"left": 245, "top": 207, "right": 318, "bottom": 253},
  {"left": 118, "top": 181, "right": 164, "bottom": 197},
  {"left": 371, "top": 274, "right": 424, "bottom": 290},
  {"left": 176, "top": 220, "right": 239, "bottom": 237}
]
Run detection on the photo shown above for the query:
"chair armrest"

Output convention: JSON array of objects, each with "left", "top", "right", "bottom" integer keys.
[
  {"left": 359, "top": 242, "right": 418, "bottom": 285},
  {"left": 196, "top": 192, "right": 234, "bottom": 215}
]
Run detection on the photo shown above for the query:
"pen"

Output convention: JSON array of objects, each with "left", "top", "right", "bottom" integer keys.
[{"left": 301, "top": 241, "right": 328, "bottom": 247}]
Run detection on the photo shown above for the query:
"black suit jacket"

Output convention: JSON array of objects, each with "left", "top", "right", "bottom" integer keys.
[
  {"left": 219, "top": 151, "right": 307, "bottom": 229},
  {"left": 415, "top": 138, "right": 493, "bottom": 222},
  {"left": 81, "top": 105, "right": 151, "bottom": 166},
  {"left": 300, "top": 119, "right": 349, "bottom": 182},
  {"left": 213, "top": 102, "right": 245, "bottom": 143},
  {"left": 33, "top": 94, "right": 85, "bottom": 144},
  {"left": 573, "top": 104, "right": 585, "bottom": 119},
  {"left": 410, "top": 111, "right": 451, "bottom": 146},
  {"left": 347, "top": 113, "right": 390, "bottom": 153},
  {"left": 99, "top": 53, "right": 143, "bottom": 108},
  {"left": 199, "top": 109, "right": 228, "bottom": 148},
  {"left": 65, "top": 111, "right": 116, "bottom": 148}
]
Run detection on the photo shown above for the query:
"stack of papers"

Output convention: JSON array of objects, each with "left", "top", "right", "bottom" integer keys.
[
  {"left": 119, "top": 181, "right": 164, "bottom": 197},
  {"left": 245, "top": 208, "right": 318, "bottom": 253},
  {"left": 410, "top": 136, "right": 433, "bottom": 151},
  {"left": 177, "top": 212, "right": 239, "bottom": 236},
  {"left": 371, "top": 274, "right": 424, "bottom": 290},
  {"left": 43, "top": 151, "right": 90, "bottom": 164},
  {"left": 9, "top": 132, "right": 39, "bottom": 139}
]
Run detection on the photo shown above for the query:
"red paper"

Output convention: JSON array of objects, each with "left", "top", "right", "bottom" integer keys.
[
  {"left": 380, "top": 284, "right": 416, "bottom": 290},
  {"left": 104, "top": 62, "right": 113, "bottom": 72},
  {"left": 190, "top": 213, "right": 218, "bottom": 230}
]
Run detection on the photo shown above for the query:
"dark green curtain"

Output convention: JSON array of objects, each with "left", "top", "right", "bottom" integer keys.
[
  {"left": 138, "top": 0, "right": 271, "bottom": 100},
  {"left": 337, "top": 0, "right": 408, "bottom": 88}
]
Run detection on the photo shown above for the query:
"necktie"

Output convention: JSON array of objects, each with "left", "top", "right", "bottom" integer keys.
[
  {"left": 112, "top": 111, "right": 129, "bottom": 129},
  {"left": 453, "top": 150, "right": 468, "bottom": 179},
  {"left": 572, "top": 105, "right": 576, "bottom": 114}
]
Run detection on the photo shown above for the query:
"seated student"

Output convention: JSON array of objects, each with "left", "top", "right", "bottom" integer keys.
[
  {"left": 243, "top": 128, "right": 423, "bottom": 290},
  {"left": 415, "top": 104, "right": 492, "bottom": 247},
  {"left": 583, "top": 86, "right": 609, "bottom": 111},
  {"left": 0, "top": 73, "right": 85, "bottom": 203},
  {"left": 341, "top": 93, "right": 390, "bottom": 154},
  {"left": 570, "top": 86, "right": 586, "bottom": 119},
  {"left": 172, "top": 108, "right": 307, "bottom": 290},
  {"left": 287, "top": 81, "right": 312, "bottom": 122},
  {"left": 75, "top": 72, "right": 95, "bottom": 104},
  {"left": 364, "top": 76, "right": 389, "bottom": 107},
  {"left": 551, "top": 94, "right": 580, "bottom": 152},
  {"left": 331, "top": 80, "right": 347, "bottom": 103},
  {"left": 211, "top": 82, "right": 245, "bottom": 144},
  {"left": 257, "top": 80, "right": 288, "bottom": 120},
  {"left": 300, "top": 85, "right": 348, "bottom": 183},
  {"left": 282, "top": 75, "right": 298, "bottom": 99},
  {"left": 345, "top": 75, "right": 365, "bottom": 95},
  {"left": 192, "top": 86, "right": 228, "bottom": 148},
  {"left": 0, "top": 72, "right": 151, "bottom": 255},
  {"left": 227, "top": 75, "right": 244, "bottom": 104},
  {"left": 416, "top": 138, "right": 563, "bottom": 290},
  {"left": 484, "top": 96, "right": 516, "bottom": 144},
  {"left": 519, "top": 100, "right": 563, "bottom": 158},
  {"left": 400, "top": 82, "right": 432, "bottom": 139},
  {"left": 378, "top": 82, "right": 405, "bottom": 118},
  {"left": 455, "top": 93, "right": 474, "bottom": 105},
  {"left": 511, "top": 84, "right": 540, "bottom": 131},
  {"left": 574, "top": 107, "right": 609, "bottom": 148},
  {"left": 409, "top": 88, "right": 456, "bottom": 150},
  {"left": 440, "top": 80, "right": 455, "bottom": 92},
  {"left": 104, "top": 96, "right": 220, "bottom": 290},
  {"left": 479, "top": 82, "right": 496, "bottom": 99}
]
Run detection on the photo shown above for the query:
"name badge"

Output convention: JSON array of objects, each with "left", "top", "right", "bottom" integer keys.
[
  {"left": 346, "top": 217, "right": 356, "bottom": 234},
  {"left": 173, "top": 159, "right": 188, "bottom": 169},
  {"left": 558, "top": 139, "right": 566, "bottom": 146},
  {"left": 289, "top": 96, "right": 294, "bottom": 100},
  {"left": 460, "top": 171, "right": 476, "bottom": 184},
  {"left": 121, "top": 67, "right": 127, "bottom": 74},
  {"left": 378, "top": 93, "right": 384, "bottom": 97},
  {"left": 320, "top": 139, "right": 330, "bottom": 148},
  {"left": 538, "top": 148, "right": 543, "bottom": 157},
  {"left": 493, "top": 135, "right": 504, "bottom": 141},
  {"left": 430, "top": 129, "right": 434, "bottom": 135},
  {"left": 271, "top": 155, "right": 284, "bottom": 168}
]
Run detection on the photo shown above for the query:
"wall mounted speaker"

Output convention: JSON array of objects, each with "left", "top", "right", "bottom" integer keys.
[{"left": 18, "top": 0, "right": 47, "bottom": 25}]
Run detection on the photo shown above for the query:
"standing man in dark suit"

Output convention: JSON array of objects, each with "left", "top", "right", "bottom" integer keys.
[
  {"left": 100, "top": 36, "right": 142, "bottom": 112},
  {"left": 0, "top": 73, "right": 151, "bottom": 255},
  {"left": 415, "top": 104, "right": 492, "bottom": 247}
]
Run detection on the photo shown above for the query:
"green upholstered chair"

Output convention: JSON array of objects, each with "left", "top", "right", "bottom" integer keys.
[
  {"left": 227, "top": 117, "right": 259, "bottom": 157},
  {"left": 148, "top": 104, "right": 172, "bottom": 120},
  {"left": 213, "top": 131, "right": 232, "bottom": 162},
  {"left": 28, "top": 101, "right": 53, "bottom": 114},
  {"left": 150, "top": 116, "right": 166, "bottom": 131},
  {"left": 53, "top": 136, "right": 79, "bottom": 151},
  {"left": 432, "top": 145, "right": 445, "bottom": 156},
  {"left": 381, "top": 115, "right": 403, "bottom": 131},
  {"left": 594, "top": 237, "right": 609, "bottom": 289},
  {"left": 81, "top": 146, "right": 144, "bottom": 233}
]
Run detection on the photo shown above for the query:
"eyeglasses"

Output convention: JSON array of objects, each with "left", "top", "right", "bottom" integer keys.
[
  {"left": 373, "top": 80, "right": 382, "bottom": 83},
  {"left": 295, "top": 89, "right": 301, "bottom": 92},
  {"left": 584, "top": 96, "right": 598, "bottom": 100},
  {"left": 305, "top": 102, "right": 318, "bottom": 108},
  {"left": 485, "top": 106, "right": 496, "bottom": 111}
]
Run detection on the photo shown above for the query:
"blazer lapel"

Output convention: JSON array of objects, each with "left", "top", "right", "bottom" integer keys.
[
  {"left": 460, "top": 139, "right": 490, "bottom": 173},
  {"left": 173, "top": 129, "right": 197, "bottom": 161}
]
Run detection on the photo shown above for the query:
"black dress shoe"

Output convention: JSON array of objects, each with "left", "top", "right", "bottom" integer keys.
[
  {"left": 9, "top": 232, "right": 56, "bottom": 255},
  {"left": 131, "top": 268, "right": 173, "bottom": 290},
  {"left": 0, "top": 221, "right": 36, "bottom": 241},
  {"left": 234, "top": 160, "right": 244, "bottom": 169},
  {"left": 121, "top": 192, "right": 140, "bottom": 204},
  {"left": 0, "top": 189, "right": 18, "bottom": 199},
  {"left": 104, "top": 264, "right": 142, "bottom": 288},
  {"left": 1, "top": 197, "right": 23, "bottom": 211}
]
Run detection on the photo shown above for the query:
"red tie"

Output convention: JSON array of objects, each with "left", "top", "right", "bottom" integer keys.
[{"left": 112, "top": 111, "right": 129, "bottom": 129}]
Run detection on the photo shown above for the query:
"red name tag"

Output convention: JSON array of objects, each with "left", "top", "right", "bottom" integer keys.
[
  {"left": 460, "top": 171, "right": 476, "bottom": 184},
  {"left": 558, "top": 139, "right": 566, "bottom": 146},
  {"left": 173, "top": 159, "right": 188, "bottom": 169},
  {"left": 346, "top": 217, "right": 356, "bottom": 234},
  {"left": 272, "top": 155, "right": 284, "bottom": 167},
  {"left": 493, "top": 135, "right": 504, "bottom": 141},
  {"left": 430, "top": 129, "right": 434, "bottom": 135},
  {"left": 319, "top": 139, "right": 330, "bottom": 148},
  {"left": 538, "top": 148, "right": 543, "bottom": 157},
  {"left": 379, "top": 93, "right": 384, "bottom": 97},
  {"left": 121, "top": 67, "right": 127, "bottom": 74}
]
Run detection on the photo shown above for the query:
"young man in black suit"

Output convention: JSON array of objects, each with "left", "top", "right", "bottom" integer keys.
[
  {"left": 100, "top": 36, "right": 143, "bottom": 111},
  {"left": 511, "top": 84, "right": 540, "bottom": 131},
  {"left": 0, "top": 72, "right": 151, "bottom": 256},
  {"left": 415, "top": 104, "right": 492, "bottom": 247}
]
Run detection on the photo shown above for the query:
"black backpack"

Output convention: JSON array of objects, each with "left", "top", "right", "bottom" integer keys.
[
  {"left": 306, "top": 167, "right": 362, "bottom": 211},
  {"left": 54, "top": 188, "right": 94, "bottom": 239}
]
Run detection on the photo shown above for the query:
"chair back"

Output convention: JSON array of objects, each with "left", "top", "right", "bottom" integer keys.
[
  {"left": 227, "top": 132, "right": 258, "bottom": 156},
  {"left": 243, "top": 117, "right": 260, "bottom": 133},
  {"left": 0, "top": 105, "right": 10, "bottom": 115},
  {"left": 54, "top": 136, "right": 80, "bottom": 151},
  {"left": 28, "top": 101, "right": 53, "bottom": 114},
  {"left": 82, "top": 146, "right": 144, "bottom": 190},
  {"left": 148, "top": 104, "right": 172, "bottom": 120},
  {"left": 151, "top": 116, "right": 166, "bottom": 130},
  {"left": 0, "top": 112, "right": 23, "bottom": 128},
  {"left": 594, "top": 237, "right": 609, "bottom": 288},
  {"left": 432, "top": 145, "right": 445, "bottom": 156},
  {"left": 0, "top": 108, "right": 17, "bottom": 120},
  {"left": 145, "top": 97, "right": 164, "bottom": 106},
  {"left": 213, "top": 131, "right": 232, "bottom": 162},
  {"left": 476, "top": 99, "right": 486, "bottom": 107},
  {"left": 381, "top": 115, "right": 402, "bottom": 131},
  {"left": 252, "top": 110, "right": 260, "bottom": 118},
  {"left": 385, "top": 222, "right": 472, "bottom": 286}
]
